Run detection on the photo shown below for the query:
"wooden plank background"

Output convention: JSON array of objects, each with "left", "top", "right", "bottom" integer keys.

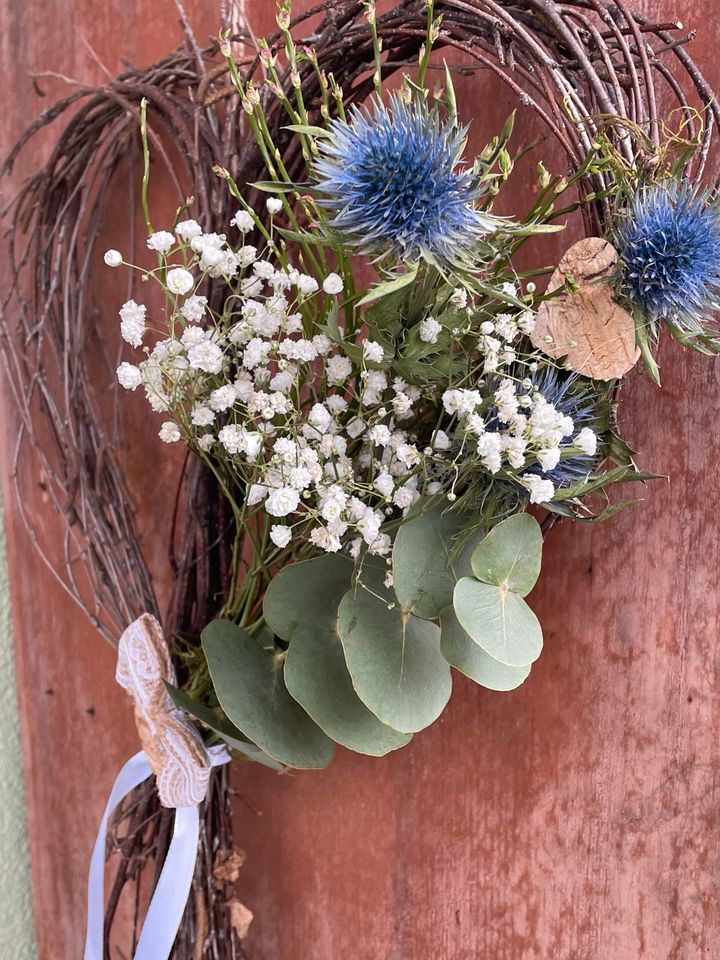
[{"left": 2, "top": 1, "right": 719, "bottom": 958}]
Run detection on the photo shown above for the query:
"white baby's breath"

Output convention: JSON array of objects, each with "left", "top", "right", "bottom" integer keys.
[
  {"left": 117, "top": 362, "right": 142, "bottom": 390},
  {"left": 159, "top": 421, "right": 181, "bottom": 443},
  {"left": 232, "top": 210, "right": 254, "bottom": 233},
  {"left": 147, "top": 231, "right": 175, "bottom": 253},
  {"left": 270, "top": 524, "right": 292, "bottom": 548},
  {"left": 167, "top": 267, "right": 195, "bottom": 295},
  {"left": 176, "top": 219, "right": 203, "bottom": 240},
  {"left": 419, "top": 316, "right": 442, "bottom": 344},
  {"left": 322, "top": 272, "right": 344, "bottom": 295},
  {"left": 111, "top": 204, "right": 603, "bottom": 562},
  {"left": 119, "top": 300, "right": 146, "bottom": 347},
  {"left": 524, "top": 474, "right": 555, "bottom": 505}
]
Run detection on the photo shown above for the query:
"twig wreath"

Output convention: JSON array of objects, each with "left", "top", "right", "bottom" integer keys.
[{"left": 3, "top": 1, "right": 720, "bottom": 956}]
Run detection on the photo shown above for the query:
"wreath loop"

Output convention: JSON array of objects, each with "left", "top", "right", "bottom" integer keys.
[{"left": 2, "top": 2, "right": 717, "bottom": 957}]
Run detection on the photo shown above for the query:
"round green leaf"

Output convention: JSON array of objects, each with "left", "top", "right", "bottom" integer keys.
[
  {"left": 470, "top": 513, "right": 543, "bottom": 597},
  {"left": 440, "top": 607, "right": 531, "bottom": 691},
  {"left": 455, "top": 526, "right": 488, "bottom": 579},
  {"left": 264, "top": 553, "right": 410, "bottom": 755},
  {"left": 203, "top": 619, "right": 334, "bottom": 769},
  {"left": 453, "top": 577, "right": 543, "bottom": 667},
  {"left": 263, "top": 554, "right": 354, "bottom": 641},
  {"left": 338, "top": 584, "right": 452, "bottom": 734},
  {"left": 285, "top": 629, "right": 412, "bottom": 756},
  {"left": 392, "top": 503, "right": 466, "bottom": 619}
]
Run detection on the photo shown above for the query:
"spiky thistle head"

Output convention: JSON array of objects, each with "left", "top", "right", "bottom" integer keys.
[
  {"left": 313, "top": 93, "right": 498, "bottom": 270},
  {"left": 521, "top": 367, "right": 609, "bottom": 488},
  {"left": 615, "top": 183, "right": 720, "bottom": 339}
]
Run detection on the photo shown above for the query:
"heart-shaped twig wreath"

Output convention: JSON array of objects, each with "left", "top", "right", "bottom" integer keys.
[{"left": 3, "top": 1, "right": 720, "bottom": 957}]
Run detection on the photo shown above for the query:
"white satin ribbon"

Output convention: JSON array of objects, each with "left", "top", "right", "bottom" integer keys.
[{"left": 84, "top": 746, "right": 230, "bottom": 960}]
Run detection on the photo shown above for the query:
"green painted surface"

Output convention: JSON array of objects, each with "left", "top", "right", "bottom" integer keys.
[{"left": 0, "top": 486, "right": 37, "bottom": 960}]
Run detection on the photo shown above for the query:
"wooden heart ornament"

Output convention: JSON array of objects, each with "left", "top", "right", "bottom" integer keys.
[
  {"left": 531, "top": 237, "right": 640, "bottom": 380},
  {"left": 116, "top": 613, "right": 212, "bottom": 808}
]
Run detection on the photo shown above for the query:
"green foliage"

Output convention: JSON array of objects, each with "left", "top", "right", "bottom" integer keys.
[
  {"left": 265, "top": 555, "right": 412, "bottom": 755},
  {"left": 440, "top": 608, "right": 531, "bottom": 691},
  {"left": 452, "top": 512, "right": 544, "bottom": 667},
  {"left": 469, "top": 513, "right": 543, "bottom": 598},
  {"left": 392, "top": 503, "right": 467, "bottom": 619},
  {"left": 285, "top": 630, "right": 412, "bottom": 756},
  {"left": 165, "top": 683, "right": 284, "bottom": 770},
  {"left": 263, "top": 554, "right": 353, "bottom": 641},
  {"left": 356, "top": 263, "right": 419, "bottom": 307},
  {"left": 169, "top": 4, "right": 708, "bottom": 774},
  {"left": 337, "top": 564, "right": 452, "bottom": 733},
  {"left": 453, "top": 578, "right": 543, "bottom": 667},
  {"left": 202, "top": 619, "right": 335, "bottom": 769}
]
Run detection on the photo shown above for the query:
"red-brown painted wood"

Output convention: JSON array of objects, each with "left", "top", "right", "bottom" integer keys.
[{"left": 2, "top": 2, "right": 720, "bottom": 958}]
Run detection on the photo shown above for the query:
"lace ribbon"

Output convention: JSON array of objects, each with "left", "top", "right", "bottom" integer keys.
[{"left": 83, "top": 614, "right": 230, "bottom": 959}]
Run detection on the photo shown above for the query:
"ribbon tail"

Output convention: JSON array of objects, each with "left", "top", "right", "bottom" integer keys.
[
  {"left": 134, "top": 805, "right": 200, "bottom": 960},
  {"left": 84, "top": 752, "right": 153, "bottom": 960},
  {"left": 84, "top": 741, "right": 229, "bottom": 960}
]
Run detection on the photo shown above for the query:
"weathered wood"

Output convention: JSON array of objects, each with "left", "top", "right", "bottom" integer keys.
[{"left": 2, "top": 1, "right": 719, "bottom": 958}]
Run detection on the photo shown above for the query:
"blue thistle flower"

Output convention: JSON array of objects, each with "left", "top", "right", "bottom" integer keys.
[
  {"left": 313, "top": 93, "right": 498, "bottom": 269},
  {"left": 616, "top": 184, "right": 720, "bottom": 338},
  {"left": 519, "top": 368, "right": 608, "bottom": 488}
]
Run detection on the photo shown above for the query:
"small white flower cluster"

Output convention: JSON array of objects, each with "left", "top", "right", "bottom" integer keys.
[
  {"left": 441, "top": 375, "right": 598, "bottom": 504},
  {"left": 108, "top": 217, "right": 438, "bottom": 555},
  {"left": 108, "top": 221, "right": 602, "bottom": 553},
  {"left": 476, "top": 283, "right": 537, "bottom": 375}
]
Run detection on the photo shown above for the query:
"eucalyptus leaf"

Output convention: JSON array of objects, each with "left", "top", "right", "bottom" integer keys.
[
  {"left": 263, "top": 554, "right": 353, "bottom": 641},
  {"left": 392, "top": 503, "right": 467, "bottom": 619},
  {"left": 440, "top": 608, "right": 531, "bottom": 691},
  {"left": 285, "top": 629, "right": 412, "bottom": 756},
  {"left": 165, "top": 683, "right": 284, "bottom": 771},
  {"left": 455, "top": 526, "right": 488, "bottom": 579},
  {"left": 203, "top": 619, "right": 334, "bottom": 769},
  {"left": 453, "top": 577, "right": 543, "bottom": 667},
  {"left": 267, "top": 554, "right": 411, "bottom": 755},
  {"left": 469, "top": 513, "right": 543, "bottom": 597},
  {"left": 338, "top": 581, "right": 451, "bottom": 733}
]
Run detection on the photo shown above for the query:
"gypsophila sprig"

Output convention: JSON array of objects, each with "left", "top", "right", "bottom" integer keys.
[{"left": 112, "top": 215, "right": 620, "bottom": 565}]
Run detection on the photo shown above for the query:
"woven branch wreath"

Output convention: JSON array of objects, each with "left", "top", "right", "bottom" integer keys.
[{"left": 3, "top": 1, "right": 719, "bottom": 956}]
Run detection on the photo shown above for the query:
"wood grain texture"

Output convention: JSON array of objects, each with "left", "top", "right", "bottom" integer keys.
[{"left": 2, "top": 1, "right": 720, "bottom": 958}]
